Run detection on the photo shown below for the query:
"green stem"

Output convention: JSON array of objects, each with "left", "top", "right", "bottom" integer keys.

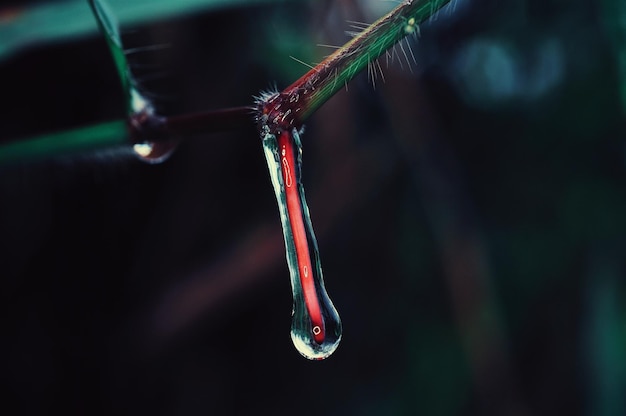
[
  {"left": 294, "top": 0, "right": 451, "bottom": 121},
  {"left": 0, "top": 121, "right": 129, "bottom": 165},
  {"left": 256, "top": 0, "right": 451, "bottom": 132}
]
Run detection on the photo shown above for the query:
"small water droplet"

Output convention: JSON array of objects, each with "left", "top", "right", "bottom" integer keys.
[{"left": 132, "top": 139, "right": 178, "bottom": 164}]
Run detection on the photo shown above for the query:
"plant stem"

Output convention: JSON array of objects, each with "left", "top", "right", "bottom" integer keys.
[
  {"left": 256, "top": 0, "right": 451, "bottom": 132},
  {"left": 163, "top": 106, "right": 253, "bottom": 137}
]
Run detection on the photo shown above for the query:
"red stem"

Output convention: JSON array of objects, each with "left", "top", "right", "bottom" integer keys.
[
  {"left": 164, "top": 106, "right": 253, "bottom": 136},
  {"left": 278, "top": 130, "right": 325, "bottom": 344},
  {"left": 129, "top": 106, "right": 253, "bottom": 143}
]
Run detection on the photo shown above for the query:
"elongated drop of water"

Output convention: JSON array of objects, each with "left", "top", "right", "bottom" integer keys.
[{"left": 262, "top": 128, "right": 342, "bottom": 360}]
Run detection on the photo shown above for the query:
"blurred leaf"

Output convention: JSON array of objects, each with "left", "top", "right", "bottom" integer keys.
[
  {"left": 600, "top": 0, "right": 626, "bottom": 113},
  {"left": 0, "top": 0, "right": 296, "bottom": 62},
  {"left": 88, "top": 0, "right": 132, "bottom": 111},
  {"left": 0, "top": 120, "right": 129, "bottom": 164},
  {"left": 586, "top": 254, "right": 626, "bottom": 416}
]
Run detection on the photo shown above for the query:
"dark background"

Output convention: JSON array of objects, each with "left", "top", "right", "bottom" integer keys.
[{"left": 1, "top": 0, "right": 625, "bottom": 414}]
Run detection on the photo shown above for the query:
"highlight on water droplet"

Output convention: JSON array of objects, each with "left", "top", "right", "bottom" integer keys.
[
  {"left": 132, "top": 139, "right": 178, "bottom": 164},
  {"left": 262, "top": 127, "right": 342, "bottom": 360}
]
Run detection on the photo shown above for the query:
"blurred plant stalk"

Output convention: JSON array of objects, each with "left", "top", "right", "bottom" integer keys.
[
  {"left": 0, "top": 0, "right": 290, "bottom": 62},
  {"left": 600, "top": 0, "right": 626, "bottom": 114}
]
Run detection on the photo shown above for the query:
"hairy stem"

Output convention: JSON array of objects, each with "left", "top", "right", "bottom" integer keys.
[
  {"left": 299, "top": 0, "right": 451, "bottom": 120},
  {"left": 256, "top": 0, "right": 451, "bottom": 133}
]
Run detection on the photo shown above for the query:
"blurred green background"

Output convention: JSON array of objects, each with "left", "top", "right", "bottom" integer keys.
[{"left": 0, "top": 0, "right": 625, "bottom": 415}]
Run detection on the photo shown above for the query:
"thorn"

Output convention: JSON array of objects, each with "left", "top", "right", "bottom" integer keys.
[
  {"left": 398, "top": 40, "right": 412, "bottom": 73},
  {"left": 375, "top": 59, "right": 386, "bottom": 83},
  {"left": 404, "top": 37, "right": 417, "bottom": 65},
  {"left": 317, "top": 44, "right": 341, "bottom": 49},
  {"left": 289, "top": 55, "right": 316, "bottom": 70}
]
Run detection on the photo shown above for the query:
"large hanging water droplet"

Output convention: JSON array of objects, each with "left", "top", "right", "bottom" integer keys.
[{"left": 262, "top": 128, "right": 342, "bottom": 360}]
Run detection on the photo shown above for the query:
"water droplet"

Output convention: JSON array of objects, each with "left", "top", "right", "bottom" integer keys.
[
  {"left": 262, "top": 128, "right": 342, "bottom": 360},
  {"left": 132, "top": 139, "right": 178, "bottom": 164}
]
